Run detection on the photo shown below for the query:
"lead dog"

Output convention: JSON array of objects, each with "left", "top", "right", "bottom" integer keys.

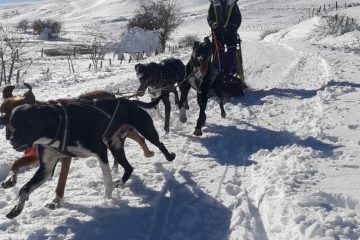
[{"left": 178, "top": 37, "right": 226, "bottom": 136}]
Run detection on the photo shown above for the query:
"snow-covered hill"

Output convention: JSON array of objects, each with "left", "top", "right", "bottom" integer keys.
[{"left": 0, "top": 0, "right": 359, "bottom": 239}]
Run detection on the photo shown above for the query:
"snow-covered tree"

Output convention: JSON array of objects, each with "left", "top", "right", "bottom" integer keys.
[{"left": 127, "top": 0, "right": 182, "bottom": 52}]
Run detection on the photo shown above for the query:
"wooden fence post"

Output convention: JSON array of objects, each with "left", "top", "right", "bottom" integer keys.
[
  {"left": 100, "top": 61, "right": 103, "bottom": 68},
  {"left": 336, "top": 1, "right": 338, "bottom": 10},
  {"left": 109, "top": 58, "right": 112, "bottom": 65},
  {"left": 0, "top": 62, "right": 3, "bottom": 86},
  {"left": 16, "top": 69, "right": 20, "bottom": 85},
  {"left": 67, "top": 56, "right": 72, "bottom": 73},
  {"left": 41, "top": 48, "right": 44, "bottom": 58},
  {"left": 129, "top": 55, "right": 132, "bottom": 63}
]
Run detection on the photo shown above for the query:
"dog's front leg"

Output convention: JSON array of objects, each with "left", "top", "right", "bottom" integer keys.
[
  {"left": 178, "top": 81, "right": 191, "bottom": 123},
  {"left": 1, "top": 151, "right": 38, "bottom": 189},
  {"left": 6, "top": 146, "right": 59, "bottom": 219},
  {"left": 97, "top": 147, "right": 113, "bottom": 199},
  {"left": 213, "top": 79, "right": 226, "bottom": 118},
  {"left": 194, "top": 91, "right": 208, "bottom": 136}
]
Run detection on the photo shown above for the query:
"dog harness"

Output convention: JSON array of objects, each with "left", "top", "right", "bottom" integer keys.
[
  {"left": 45, "top": 103, "right": 70, "bottom": 153},
  {"left": 24, "top": 147, "right": 37, "bottom": 158},
  {"left": 45, "top": 100, "right": 123, "bottom": 152}
]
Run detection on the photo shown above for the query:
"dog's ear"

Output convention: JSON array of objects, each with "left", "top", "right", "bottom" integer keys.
[
  {"left": 2, "top": 86, "right": 16, "bottom": 99},
  {"left": 193, "top": 41, "right": 200, "bottom": 49},
  {"left": 23, "top": 85, "right": 35, "bottom": 104},
  {"left": 23, "top": 83, "right": 32, "bottom": 91},
  {"left": 135, "top": 63, "right": 141, "bottom": 71}
]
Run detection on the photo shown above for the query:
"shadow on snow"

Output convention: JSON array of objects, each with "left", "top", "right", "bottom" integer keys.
[
  {"left": 49, "top": 169, "right": 231, "bottom": 240},
  {"left": 234, "top": 80, "right": 360, "bottom": 106},
  {"left": 193, "top": 123, "right": 339, "bottom": 166}
]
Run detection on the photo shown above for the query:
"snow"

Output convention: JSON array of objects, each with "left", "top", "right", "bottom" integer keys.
[
  {"left": 0, "top": 0, "right": 360, "bottom": 239},
  {"left": 113, "top": 28, "right": 162, "bottom": 57}
]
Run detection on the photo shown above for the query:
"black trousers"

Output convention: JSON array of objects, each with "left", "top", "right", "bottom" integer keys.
[{"left": 213, "top": 30, "right": 239, "bottom": 77}]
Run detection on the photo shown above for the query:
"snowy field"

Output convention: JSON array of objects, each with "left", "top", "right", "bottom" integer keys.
[{"left": 0, "top": 0, "right": 360, "bottom": 239}]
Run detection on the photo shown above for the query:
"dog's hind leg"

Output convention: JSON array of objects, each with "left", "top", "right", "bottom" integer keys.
[
  {"left": 97, "top": 147, "right": 113, "bottom": 199},
  {"left": 137, "top": 121, "right": 175, "bottom": 162},
  {"left": 6, "top": 146, "right": 59, "bottom": 219},
  {"left": 127, "top": 129, "right": 154, "bottom": 158},
  {"left": 162, "top": 93, "right": 171, "bottom": 133}
]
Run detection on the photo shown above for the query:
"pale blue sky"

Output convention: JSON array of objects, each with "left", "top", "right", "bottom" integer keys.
[{"left": 0, "top": 0, "right": 34, "bottom": 4}]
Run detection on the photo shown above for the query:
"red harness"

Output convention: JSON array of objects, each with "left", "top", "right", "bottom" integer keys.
[{"left": 24, "top": 147, "right": 37, "bottom": 158}]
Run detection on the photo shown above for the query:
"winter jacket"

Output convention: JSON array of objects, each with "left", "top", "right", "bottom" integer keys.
[{"left": 207, "top": 0, "right": 242, "bottom": 33}]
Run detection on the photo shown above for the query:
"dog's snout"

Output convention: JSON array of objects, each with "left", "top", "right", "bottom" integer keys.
[{"left": 9, "top": 136, "right": 16, "bottom": 146}]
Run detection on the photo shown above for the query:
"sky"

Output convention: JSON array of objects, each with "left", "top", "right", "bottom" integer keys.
[{"left": 0, "top": 0, "right": 33, "bottom": 4}]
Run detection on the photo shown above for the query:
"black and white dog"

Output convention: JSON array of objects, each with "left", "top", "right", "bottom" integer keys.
[
  {"left": 178, "top": 37, "right": 226, "bottom": 136},
  {"left": 135, "top": 58, "right": 186, "bottom": 133},
  {"left": 6, "top": 96, "right": 175, "bottom": 219}
]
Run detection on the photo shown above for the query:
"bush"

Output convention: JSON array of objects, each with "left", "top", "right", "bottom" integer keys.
[
  {"left": 16, "top": 19, "right": 29, "bottom": 32},
  {"left": 32, "top": 19, "right": 44, "bottom": 35},
  {"left": 32, "top": 19, "right": 62, "bottom": 39},
  {"left": 317, "top": 14, "right": 359, "bottom": 36},
  {"left": 127, "top": 0, "right": 182, "bottom": 52},
  {"left": 178, "top": 34, "right": 200, "bottom": 48}
]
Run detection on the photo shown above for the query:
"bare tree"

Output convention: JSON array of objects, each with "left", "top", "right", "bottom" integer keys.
[
  {"left": 127, "top": 0, "right": 182, "bottom": 52},
  {"left": 82, "top": 24, "right": 113, "bottom": 70},
  {"left": 0, "top": 27, "right": 30, "bottom": 85}
]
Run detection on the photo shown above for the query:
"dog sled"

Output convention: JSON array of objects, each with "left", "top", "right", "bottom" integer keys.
[{"left": 212, "top": 33, "right": 247, "bottom": 97}]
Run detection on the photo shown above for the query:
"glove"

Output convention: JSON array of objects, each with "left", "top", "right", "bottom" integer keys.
[{"left": 211, "top": 22, "right": 223, "bottom": 31}]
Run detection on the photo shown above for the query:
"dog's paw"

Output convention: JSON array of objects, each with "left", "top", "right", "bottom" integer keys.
[
  {"left": 166, "top": 153, "right": 176, "bottom": 161},
  {"left": 180, "top": 116, "right": 187, "bottom": 123},
  {"left": 144, "top": 151, "right": 155, "bottom": 158},
  {"left": 1, "top": 173, "right": 17, "bottom": 189},
  {"left": 6, "top": 204, "right": 23, "bottom": 219},
  {"left": 121, "top": 168, "right": 133, "bottom": 184},
  {"left": 193, "top": 129, "right": 203, "bottom": 136},
  {"left": 45, "top": 196, "right": 63, "bottom": 210},
  {"left": 179, "top": 108, "right": 187, "bottom": 123},
  {"left": 114, "top": 180, "right": 125, "bottom": 188}
]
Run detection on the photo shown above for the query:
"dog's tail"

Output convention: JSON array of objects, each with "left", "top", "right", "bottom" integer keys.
[{"left": 131, "top": 94, "right": 168, "bottom": 109}]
